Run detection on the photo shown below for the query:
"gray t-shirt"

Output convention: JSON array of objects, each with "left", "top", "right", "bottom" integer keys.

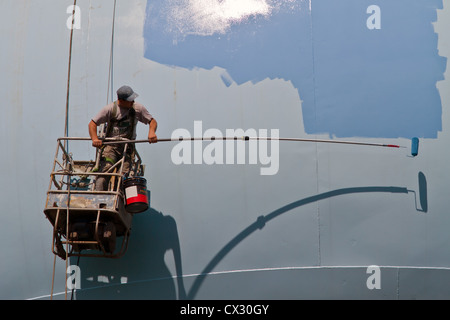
[
  {"left": 92, "top": 101, "right": 153, "bottom": 139},
  {"left": 92, "top": 101, "right": 153, "bottom": 125}
]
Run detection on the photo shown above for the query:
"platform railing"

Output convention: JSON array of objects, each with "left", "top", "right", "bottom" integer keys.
[{"left": 44, "top": 137, "right": 144, "bottom": 259}]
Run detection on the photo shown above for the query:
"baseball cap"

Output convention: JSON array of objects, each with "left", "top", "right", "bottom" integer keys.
[{"left": 117, "top": 85, "right": 139, "bottom": 101}]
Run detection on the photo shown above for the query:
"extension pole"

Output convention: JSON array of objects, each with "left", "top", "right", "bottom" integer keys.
[{"left": 102, "top": 136, "right": 405, "bottom": 149}]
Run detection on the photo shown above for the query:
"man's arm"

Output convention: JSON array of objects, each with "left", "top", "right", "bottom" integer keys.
[
  {"left": 148, "top": 118, "right": 158, "bottom": 143},
  {"left": 89, "top": 120, "right": 103, "bottom": 147}
]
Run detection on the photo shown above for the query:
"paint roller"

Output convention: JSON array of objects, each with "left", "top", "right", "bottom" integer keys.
[{"left": 411, "top": 137, "right": 419, "bottom": 157}]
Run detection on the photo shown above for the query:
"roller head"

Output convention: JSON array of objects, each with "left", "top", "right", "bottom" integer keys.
[{"left": 411, "top": 137, "right": 419, "bottom": 157}]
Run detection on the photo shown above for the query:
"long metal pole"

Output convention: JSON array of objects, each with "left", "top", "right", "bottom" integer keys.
[{"left": 101, "top": 136, "right": 405, "bottom": 149}]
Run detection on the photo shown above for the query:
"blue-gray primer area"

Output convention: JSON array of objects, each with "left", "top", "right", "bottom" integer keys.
[{"left": 143, "top": 0, "right": 446, "bottom": 139}]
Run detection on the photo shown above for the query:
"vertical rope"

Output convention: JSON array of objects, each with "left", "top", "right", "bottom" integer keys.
[
  {"left": 50, "top": 253, "right": 57, "bottom": 300},
  {"left": 60, "top": 0, "right": 77, "bottom": 300},
  {"left": 64, "top": 0, "right": 77, "bottom": 147},
  {"left": 65, "top": 185, "right": 70, "bottom": 300},
  {"left": 107, "top": 0, "right": 117, "bottom": 104}
]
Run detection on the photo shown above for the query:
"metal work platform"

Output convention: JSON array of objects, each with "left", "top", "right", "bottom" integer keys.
[{"left": 44, "top": 137, "right": 146, "bottom": 260}]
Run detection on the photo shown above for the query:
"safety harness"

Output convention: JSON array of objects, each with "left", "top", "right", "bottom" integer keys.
[
  {"left": 105, "top": 100, "right": 138, "bottom": 140},
  {"left": 101, "top": 101, "right": 138, "bottom": 165}
]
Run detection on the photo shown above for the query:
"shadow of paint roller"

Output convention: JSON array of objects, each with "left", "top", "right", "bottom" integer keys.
[
  {"left": 418, "top": 171, "right": 427, "bottom": 212},
  {"left": 411, "top": 137, "right": 419, "bottom": 157}
]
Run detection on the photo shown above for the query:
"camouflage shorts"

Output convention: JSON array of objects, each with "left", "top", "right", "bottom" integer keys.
[
  {"left": 95, "top": 144, "right": 135, "bottom": 191},
  {"left": 99, "top": 144, "right": 135, "bottom": 174}
]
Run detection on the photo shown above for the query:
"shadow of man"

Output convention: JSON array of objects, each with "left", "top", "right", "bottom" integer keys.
[{"left": 76, "top": 205, "right": 186, "bottom": 300}]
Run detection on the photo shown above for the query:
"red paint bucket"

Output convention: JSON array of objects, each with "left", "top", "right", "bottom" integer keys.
[{"left": 123, "top": 177, "right": 149, "bottom": 213}]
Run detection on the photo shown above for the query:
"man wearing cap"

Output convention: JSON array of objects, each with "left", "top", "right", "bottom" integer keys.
[{"left": 89, "top": 85, "right": 157, "bottom": 190}]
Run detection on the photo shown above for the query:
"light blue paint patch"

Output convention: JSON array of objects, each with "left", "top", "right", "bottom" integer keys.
[{"left": 143, "top": 0, "right": 446, "bottom": 139}]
